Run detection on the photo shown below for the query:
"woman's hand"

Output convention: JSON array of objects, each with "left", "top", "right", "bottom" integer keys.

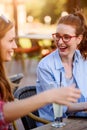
[{"left": 47, "top": 86, "right": 81, "bottom": 106}]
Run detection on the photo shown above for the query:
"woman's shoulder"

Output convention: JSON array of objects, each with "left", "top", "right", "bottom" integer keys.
[
  {"left": 75, "top": 50, "right": 87, "bottom": 61},
  {"left": 75, "top": 50, "right": 87, "bottom": 69}
]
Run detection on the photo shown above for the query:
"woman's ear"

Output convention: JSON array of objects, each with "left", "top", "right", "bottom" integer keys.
[{"left": 77, "top": 35, "right": 83, "bottom": 45}]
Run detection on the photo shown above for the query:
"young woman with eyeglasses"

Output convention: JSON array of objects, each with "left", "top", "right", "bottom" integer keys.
[
  {"left": 0, "top": 15, "right": 80, "bottom": 130},
  {"left": 36, "top": 9, "right": 87, "bottom": 126}
]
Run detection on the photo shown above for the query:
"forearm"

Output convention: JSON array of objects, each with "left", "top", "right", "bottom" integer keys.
[
  {"left": 3, "top": 91, "right": 50, "bottom": 123},
  {"left": 67, "top": 102, "right": 87, "bottom": 113},
  {"left": 3, "top": 87, "right": 81, "bottom": 122}
]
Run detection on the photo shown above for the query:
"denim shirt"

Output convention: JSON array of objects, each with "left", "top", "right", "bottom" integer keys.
[{"left": 36, "top": 49, "right": 87, "bottom": 126}]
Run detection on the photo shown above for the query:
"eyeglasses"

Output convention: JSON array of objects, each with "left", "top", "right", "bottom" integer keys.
[{"left": 52, "top": 33, "right": 77, "bottom": 43}]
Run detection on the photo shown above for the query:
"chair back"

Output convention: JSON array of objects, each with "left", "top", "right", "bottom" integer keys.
[
  {"left": 14, "top": 86, "right": 38, "bottom": 130},
  {"left": 9, "top": 73, "right": 24, "bottom": 84}
]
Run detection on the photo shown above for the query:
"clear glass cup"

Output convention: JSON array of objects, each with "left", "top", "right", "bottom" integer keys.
[
  {"left": 49, "top": 80, "right": 66, "bottom": 128},
  {"left": 52, "top": 103, "right": 66, "bottom": 128}
]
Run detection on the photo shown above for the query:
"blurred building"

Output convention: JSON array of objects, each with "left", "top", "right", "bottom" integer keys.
[{"left": 0, "top": 0, "right": 26, "bottom": 35}]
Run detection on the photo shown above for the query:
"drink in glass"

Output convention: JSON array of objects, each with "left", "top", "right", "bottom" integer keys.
[
  {"left": 50, "top": 72, "right": 66, "bottom": 127},
  {"left": 52, "top": 103, "right": 66, "bottom": 128}
]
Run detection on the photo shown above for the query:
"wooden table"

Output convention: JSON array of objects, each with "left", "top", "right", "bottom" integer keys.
[{"left": 32, "top": 118, "right": 87, "bottom": 130}]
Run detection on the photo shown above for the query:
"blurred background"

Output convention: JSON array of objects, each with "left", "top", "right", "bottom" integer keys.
[
  {"left": 1, "top": 0, "right": 87, "bottom": 86},
  {"left": 0, "top": 0, "right": 87, "bottom": 35}
]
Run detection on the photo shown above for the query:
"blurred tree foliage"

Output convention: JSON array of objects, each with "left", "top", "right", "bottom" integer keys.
[
  {"left": 65, "top": 0, "right": 87, "bottom": 19},
  {"left": 25, "top": 0, "right": 87, "bottom": 24},
  {"left": 25, "top": 0, "right": 67, "bottom": 24},
  {"left": 40, "top": 0, "right": 66, "bottom": 24},
  {"left": 66, "top": 0, "right": 87, "bottom": 14},
  {"left": 25, "top": 0, "right": 45, "bottom": 20}
]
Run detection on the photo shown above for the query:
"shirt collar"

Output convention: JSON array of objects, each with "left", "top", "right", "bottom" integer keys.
[
  {"left": 53, "top": 49, "right": 64, "bottom": 70},
  {"left": 53, "top": 49, "right": 81, "bottom": 70},
  {"left": 73, "top": 50, "right": 82, "bottom": 63}
]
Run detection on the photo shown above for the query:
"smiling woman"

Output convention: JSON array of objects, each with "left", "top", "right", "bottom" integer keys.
[
  {"left": 36, "top": 9, "right": 87, "bottom": 127},
  {"left": 1, "top": 27, "right": 17, "bottom": 61},
  {"left": 0, "top": 15, "right": 17, "bottom": 62}
]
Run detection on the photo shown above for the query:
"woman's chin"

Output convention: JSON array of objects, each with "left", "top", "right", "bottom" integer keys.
[
  {"left": 59, "top": 51, "right": 67, "bottom": 56},
  {"left": 4, "top": 57, "right": 12, "bottom": 62}
]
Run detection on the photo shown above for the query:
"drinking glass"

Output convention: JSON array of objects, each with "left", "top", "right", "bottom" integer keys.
[
  {"left": 52, "top": 103, "right": 66, "bottom": 128},
  {"left": 50, "top": 72, "right": 66, "bottom": 128}
]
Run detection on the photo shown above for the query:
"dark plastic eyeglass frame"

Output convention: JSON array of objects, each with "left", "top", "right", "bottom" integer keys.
[{"left": 52, "top": 33, "right": 77, "bottom": 43}]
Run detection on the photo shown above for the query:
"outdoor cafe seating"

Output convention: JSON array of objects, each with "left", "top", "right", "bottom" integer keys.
[
  {"left": 13, "top": 85, "right": 87, "bottom": 130},
  {"left": 10, "top": 73, "right": 87, "bottom": 130},
  {"left": 9, "top": 73, "right": 50, "bottom": 130},
  {"left": 14, "top": 85, "right": 50, "bottom": 130}
]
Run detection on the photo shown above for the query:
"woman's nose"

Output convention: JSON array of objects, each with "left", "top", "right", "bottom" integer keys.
[
  {"left": 13, "top": 41, "right": 18, "bottom": 49},
  {"left": 58, "top": 38, "right": 63, "bottom": 45}
]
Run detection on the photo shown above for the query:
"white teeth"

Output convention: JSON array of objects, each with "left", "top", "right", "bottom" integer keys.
[
  {"left": 10, "top": 52, "right": 14, "bottom": 56},
  {"left": 60, "top": 47, "right": 66, "bottom": 49}
]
